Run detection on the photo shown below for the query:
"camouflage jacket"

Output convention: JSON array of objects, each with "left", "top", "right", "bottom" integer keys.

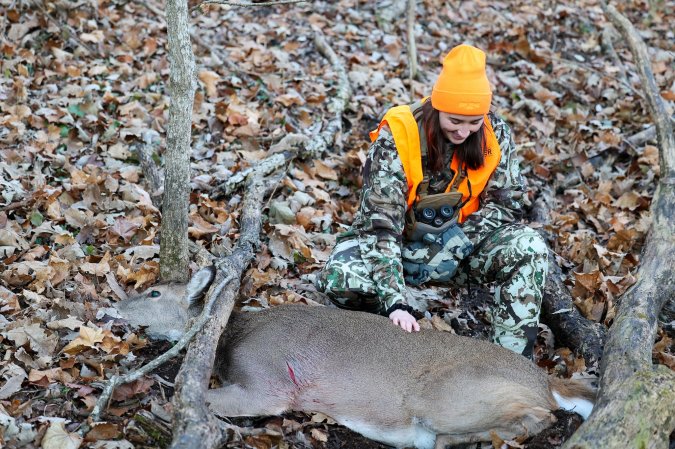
[{"left": 348, "top": 112, "right": 525, "bottom": 311}]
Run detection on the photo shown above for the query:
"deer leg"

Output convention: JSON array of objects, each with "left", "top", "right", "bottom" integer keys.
[
  {"left": 434, "top": 433, "right": 492, "bottom": 449},
  {"left": 205, "top": 384, "right": 289, "bottom": 417}
]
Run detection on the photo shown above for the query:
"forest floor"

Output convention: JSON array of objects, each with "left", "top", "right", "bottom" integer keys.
[{"left": 1, "top": 0, "right": 674, "bottom": 448}]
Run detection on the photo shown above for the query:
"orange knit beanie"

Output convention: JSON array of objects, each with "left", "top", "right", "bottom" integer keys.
[{"left": 431, "top": 44, "right": 492, "bottom": 115}]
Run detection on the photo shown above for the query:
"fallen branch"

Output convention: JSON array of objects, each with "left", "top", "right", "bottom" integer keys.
[
  {"left": 168, "top": 175, "right": 268, "bottom": 449},
  {"left": 376, "top": 0, "right": 408, "bottom": 33},
  {"left": 194, "top": 0, "right": 306, "bottom": 12},
  {"left": 600, "top": 26, "right": 629, "bottom": 90},
  {"left": 133, "top": 129, "right": 164, "bottom": 207},
  {"left": 562, "top": 4, "right": 675, "bottom": 448},
  {"left": 548, "top": 54, "right": 644, "bottom": 101},
  {"left": 213, "top": 29, "right": 352, "bottom": 198},
  {"left": 627, "top": 115, "right": 675, "bottom": 148},
  {"left": 37, "top": 5, "right": 98, "bottom": 55}
]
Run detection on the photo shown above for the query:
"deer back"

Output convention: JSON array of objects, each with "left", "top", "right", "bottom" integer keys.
[{"left": 215, "top": 304, "right": 557, "bottom": 412}]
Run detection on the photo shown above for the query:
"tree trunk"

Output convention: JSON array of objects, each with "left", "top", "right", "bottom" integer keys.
[
  {"left": 160, "top": 0, "right": 196, "bottom": 283},
  {"left": 562, "top": 4, "right": 675, "bottom": 448}
]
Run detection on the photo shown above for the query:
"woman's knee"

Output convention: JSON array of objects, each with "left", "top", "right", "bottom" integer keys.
[
  {"left": 498, "top": 225, "right": 548, "bottom": 265},
  {"left": 316, "top": 240, "right": 377, "bottom": 307},
  {"left": 317, "top": 263, "right": 378, "bottom": 311},
  {"left": 516, "top": 226, "right": 548, "bottom": 258}
]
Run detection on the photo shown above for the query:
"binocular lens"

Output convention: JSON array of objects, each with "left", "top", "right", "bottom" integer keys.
[
  {"left": 439, "top": 205, "right": 454, "bottom": 219},
  {"left": 421, "top": 208, "right": 436, "bottom": 220}
]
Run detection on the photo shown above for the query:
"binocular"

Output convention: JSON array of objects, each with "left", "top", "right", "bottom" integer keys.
[{"left": 416, "top": 205, "right": 455, "bottom": 228}]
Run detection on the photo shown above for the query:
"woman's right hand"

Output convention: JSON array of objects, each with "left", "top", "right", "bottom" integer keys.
[{"left": 389, "top": 309, "right": 420, "bottom": 333}]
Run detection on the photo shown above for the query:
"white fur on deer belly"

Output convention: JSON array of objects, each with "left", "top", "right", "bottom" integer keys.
[{"left": 337, "top": 418, "right": 436, "bottom": 449}]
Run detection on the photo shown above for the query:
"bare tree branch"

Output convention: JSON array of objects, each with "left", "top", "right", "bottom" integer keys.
[
  {"left": 194, "top": 0, "right": 305, "bottom": 12},
  {"left": 168, "top": 28, "right": 349, "bottom": 449},
  {"left": 601, "top": 9, "right": 673, "bottom": 176},
  {"left": 600, "top": 26, "right": 629, "bottom": 90}
]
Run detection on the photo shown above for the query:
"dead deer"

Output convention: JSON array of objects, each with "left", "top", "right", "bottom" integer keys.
[{"left": 115, "top": 267, "right": 595, "bottom": 449}]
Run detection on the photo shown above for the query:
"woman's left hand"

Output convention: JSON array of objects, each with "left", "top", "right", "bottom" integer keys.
[{"left": 389, "top": 309, "right": 420, "bottom": 333}]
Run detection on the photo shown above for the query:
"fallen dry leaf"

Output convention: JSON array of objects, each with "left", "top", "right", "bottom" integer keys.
[
  {"left": 41, "top": 420, "right": 83, "bottom": 449},
  {"left": 62, "top": 326, "right": 105, "bottom": 354},
  {"left": 111, "top": 377, "right": 154, "bottom": 401}
]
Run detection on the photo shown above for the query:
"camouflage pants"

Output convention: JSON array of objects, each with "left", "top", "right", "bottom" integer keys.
[{"left": 317, "top": 224, "right": 548, "bottom": 358}]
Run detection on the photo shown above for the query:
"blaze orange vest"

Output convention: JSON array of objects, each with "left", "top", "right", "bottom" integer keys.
[{"left": 369, "top": 104, "right": 502, "bottom": 224}]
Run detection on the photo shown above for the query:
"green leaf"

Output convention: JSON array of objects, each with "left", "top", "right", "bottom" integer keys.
[
  {"left": 30, "top": 211, "right": 44, "bottom": 226},
  {"left": 84, "top": 245, "right": 96, "bottom": 256},
  {"left": 67, "top": 104, "right": 85, "bottom": 117}
]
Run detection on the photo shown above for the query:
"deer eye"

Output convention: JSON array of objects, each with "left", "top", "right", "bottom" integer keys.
[{"left": 149, "top": 290, "right": 161, "bottom": 298}]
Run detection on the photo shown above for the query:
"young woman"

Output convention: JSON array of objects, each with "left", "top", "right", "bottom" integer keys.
[{"left": 317, "top": 44, "right": 548, "bottom": 358}]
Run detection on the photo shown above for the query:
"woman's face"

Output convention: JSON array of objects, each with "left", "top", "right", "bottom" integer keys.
[{"left": 439, "top": 112, "right": 484, "bottom": 145}]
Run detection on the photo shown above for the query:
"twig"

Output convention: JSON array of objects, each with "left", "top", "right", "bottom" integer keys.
[
  {"left": 37, "top": 5, "right": 98, "bottom": 55},
  {"left": 406, "top": 0, "right": 417, "bottom": 99},
  {"left": 193, "top": 0, "right": 306, "bottom": 12},
  {"left": 0, "top": 198, "right": 34, "bottom": 212},
  {"left": 87, "top": 274, "right": 234, "bottom": 425},
  {"left": 547, "top": 54, "right": 644, "bottom": 101},
  {"left": 600, "top": 26, "right": 629, "bottom": 89},
  {"left": 220, "top": 422, "right": 282, "bottom": 439},
  {"left": 140, "top": 0, "right": 248, "bottom": 75}
]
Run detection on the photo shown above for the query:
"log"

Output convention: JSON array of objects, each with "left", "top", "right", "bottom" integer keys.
[
  {"left": 541, "top": 252, "right": 606, "bottom": 366},
  {"left": 627, "top": 116, "right": 675, "bottom": 148},
  {"left": 562, "top": 4, "right": 675, "bottom": 448}
]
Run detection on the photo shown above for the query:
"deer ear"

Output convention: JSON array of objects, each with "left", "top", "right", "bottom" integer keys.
[{"left": 185, "top": 266, "right": 216, "bottom": 306}]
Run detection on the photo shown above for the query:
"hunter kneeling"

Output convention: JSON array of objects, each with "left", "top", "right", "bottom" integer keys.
[{"left": 318, "top": 44, "right": 547, "bottom": 359}]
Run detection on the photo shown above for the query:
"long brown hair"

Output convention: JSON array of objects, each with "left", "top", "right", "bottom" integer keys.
[{"left": 421, "top": 101, "right": 485, "bottom": 172}]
